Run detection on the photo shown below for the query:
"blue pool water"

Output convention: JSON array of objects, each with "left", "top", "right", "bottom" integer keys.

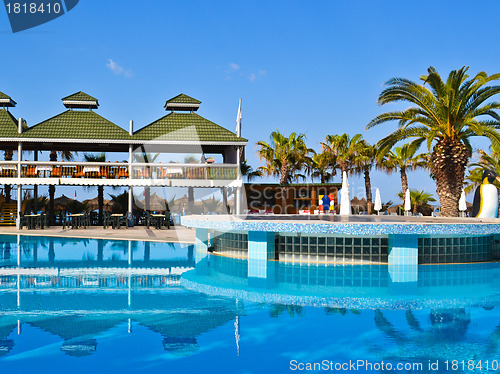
[{"left": 2, "top": 234, "right": 500, "bottom": 373}]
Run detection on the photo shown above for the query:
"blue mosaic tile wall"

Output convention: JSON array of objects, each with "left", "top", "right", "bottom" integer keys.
[
  {"left": 211, "top": 255, "right": 248, "bottom": 278},
  {"left": 214, "top": 232, "right": 248, "bottom": 257},
  {"left": 277, "top": 263, "right": 390, "bottom": 288},
  {"left": 418, "top": 263, "right": 498, "bottom": 287},
  {"left": 278, "top": 235, "right": 389, "bottom": 264},
  {"left": 418, "top": 236, "right": 493, "bottom": 264},
  {"left": 212, "top": 231, "right": 498, "bottom": 265}
]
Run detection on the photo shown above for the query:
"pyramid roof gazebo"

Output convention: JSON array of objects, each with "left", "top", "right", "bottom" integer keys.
[
  {"left": 0, "top": 91, "right": 16, "bottom": 108},
  {"left": 0, "top": 91, "right": 19, "bottom": 143},
  {"left": 62, "top": 91, "right": 99, "bottom": 109},
  {"left": 165, "top": 93, "right": 201, "bottom": 112}
]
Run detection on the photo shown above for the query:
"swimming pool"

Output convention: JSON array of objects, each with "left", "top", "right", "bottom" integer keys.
[{"left": 2, "top": 234, "right": 500, "bottom": 373}]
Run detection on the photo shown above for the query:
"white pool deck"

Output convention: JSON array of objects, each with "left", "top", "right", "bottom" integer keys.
[{"left": 0, "top": 225, "right": 196, "bottom": 243}]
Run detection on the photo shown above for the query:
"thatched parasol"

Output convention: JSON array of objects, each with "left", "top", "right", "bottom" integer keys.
[
  {"left": 53, "top": 194, "right": 75, "bottom": 211},
  {"left": 137, "top": 192, "right": 169, "bottom": 211},
  {"left": 83, "top": 197, "right": 112, "bottom": 211}
]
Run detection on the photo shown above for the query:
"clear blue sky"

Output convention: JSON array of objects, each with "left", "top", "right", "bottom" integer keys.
[{"left": 1, "top": 0, "right": 499, "bottom": 203}]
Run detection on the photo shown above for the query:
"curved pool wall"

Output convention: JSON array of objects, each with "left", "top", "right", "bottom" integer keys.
[
  {"left": 182, "top": 215, "right": 500, "bottom": 282},
  {"left": 182, "top": 254, "right": 500, "bottom": 310}
]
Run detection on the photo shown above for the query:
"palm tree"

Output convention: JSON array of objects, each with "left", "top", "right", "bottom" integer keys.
[
  {"left": 308, "top": 151, "right": 335, "bottom": 184},
  {"left": 256, "top": 131, "right": 312, "bottom": 213},
  {"left": 352, "top": 141, "right": 377, "bottom": 213},
  {"left": 201, "top": 196, "right": 222, "bottom": 214},
  {"left": 240, "top": 160, "right": 263, "bottom": 182},
  {"left": 378, "top": 143, "right": 429, "bottom": 195},
  {"left": 49, "top": 150, "right": 75, "bottom": 224},
  {"left": 84, "top": 153, "right": 106, "bottom": 225},
  {"left": 321, "top": 133, "right": 364, "bottom": 175},
  {"left": 397, "top": 189, "right": 437, "bottom": 215},
  {"left": 367, "top": 66, "right": 500, "bottom": 216},
  {"left": 465, "top": 145, "right": 500, "bottom": 194}
]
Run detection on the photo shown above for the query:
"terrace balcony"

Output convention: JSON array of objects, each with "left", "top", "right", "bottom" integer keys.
[{"left": 0, "top": 161, "right": 240, "bottom": 187}]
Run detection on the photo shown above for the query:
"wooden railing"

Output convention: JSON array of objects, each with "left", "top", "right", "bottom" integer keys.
[{"left": 0, "top": 161, "right": 238, "bottom": 180}]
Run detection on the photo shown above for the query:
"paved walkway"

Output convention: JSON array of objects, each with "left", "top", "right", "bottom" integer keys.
[{"left": 0, "top": 225, "right": 196, "bottom": 243}]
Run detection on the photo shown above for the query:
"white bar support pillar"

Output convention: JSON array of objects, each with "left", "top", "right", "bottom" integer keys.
[
  {"left": 388, "top": 234, "right": 418, "bottom": 283},
  {"left": 128, "top": 143, "right": 133, "bottom": 225},
  {"left": 196, "top": 228, "right": 209, "bottom": 252},
  {"left": 17, "top": 120, "right": 22, "bottom": 227},
  {"left": 235, "top": 146, "right": 242, "bottom": 215}
]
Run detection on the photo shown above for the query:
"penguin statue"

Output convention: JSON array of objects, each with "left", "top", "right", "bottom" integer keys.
[{"left": 472, "top": 170, "right": 500, "bottom": 218}]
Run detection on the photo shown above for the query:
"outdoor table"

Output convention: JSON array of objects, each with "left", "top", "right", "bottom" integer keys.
[
  {"left": 68, "top": 213, "right": 84, "bottom": 229},
  {"left": 111, "top": 214, "right": 124, "bottom": 229},
  {"left": 61, "top": 165, "right": 76, "bottom": 178},
  {"left": 24, "top": 214, "right": 41, "bottom": 229},
  {"left": 164, "top": 167, "right": 183, "bottom": 176},
  {"left": 83, "top": 165, "right": 100, "bottom": 177},
  {"left": 151, "top": 214, "right": 166, "bottom": 229},
  {"left": 35, "top": 165, "right": 53, "bottom": 177},
  {"left": 0, "top": 165, "right": 17, "bottom": 177},
  {"left": 109, "top": 165, "right": 119, "bottom": 179}
]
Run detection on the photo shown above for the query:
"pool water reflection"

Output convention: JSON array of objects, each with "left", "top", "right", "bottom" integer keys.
[{"left": 2, "top": 235, "right": 500, "bottom": 373}]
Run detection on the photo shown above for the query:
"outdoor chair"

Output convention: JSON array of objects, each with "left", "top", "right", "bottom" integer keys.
[
  {"left": 35, "top": 213, "right": 48, "bottom": 229},
  {"left": 19, "top": 214, "right": 30, "bottom": 229},
  {"left": 117, "top": 167, "right": 129, "bottom": 178},
  {"left": 50, "top": 167, "right": 62, "bottom": 178},
  {"left": 74, "top": 166, "right": 85, "bottom": 178},
  {"left": 146, "top": 211, "right": 157, "bottom": 229},
  {"left": 26, "top": 167, "right": 38, "bottom": 177},
  {"left": 165, "top": 211, "right": 171, "bottom": 229},
  {"left": 98, "top": 166, "right": 109, "bottom": 178},
  {"left": 114, "top": 214, "right": 128, "bottom": 229},
  {"left": 103, "top": 211, "right": 112, "bottom": 229},
  {"left": 62, "top": 212, "right": 68, "bottom": 229},
  {"left": 83, "top": 212, "right": 91, "bottom": 228}
]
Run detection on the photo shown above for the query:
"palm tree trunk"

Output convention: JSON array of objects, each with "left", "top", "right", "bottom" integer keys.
[
  {"left": 49, "top": 151, "right": 57, "bottom": 225},
  {"left": 400, "top": 167, "right": 408, "bottom": 194},
  {"left": 364, "top": 168, "right": 372, "bottom": 214},
  {"left": 145, "top": 186, "right": 151, "bottom": 211},
  {"left": 98, "top": 185, "right": 104, "bottom": 225},
  {"left": 431, "top": 139, "right": 470, "bottom": 217},
  {"left": 280, "top": 162, "right": 289, "bottom": 214}
]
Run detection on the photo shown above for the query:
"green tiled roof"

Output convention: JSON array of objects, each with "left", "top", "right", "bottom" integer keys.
[
  {"left": 0, "top": 109, "right": 19, "bottom": 137},
  {"left": 0, "top": 91, "right": 16, "bottom": 107},
  {"left": 62, "top": 91, "right": 98, "bottom": 102},
  {"left": 165, "top": 94, "right": 201, "bottom": 105},
  {"left": 133, "top": 112, "right": 247, "bottom": 142},
  {"left": 23, "top": 110, "right": 130, "bottom": 140}
]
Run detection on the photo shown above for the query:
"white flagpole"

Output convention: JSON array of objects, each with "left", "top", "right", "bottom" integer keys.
[{"left": 236, "top": 98, "right": 242, "bottom": 137}]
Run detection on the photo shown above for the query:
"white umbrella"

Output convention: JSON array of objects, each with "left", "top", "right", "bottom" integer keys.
[
  {"left": 404, "top": 189, "right": 411, "bottom": 213},
  {"left": 459, "top": 189, "right": 467, "bottom": 212},
  {"left": 374, "top": 188, "right": 382, "bottom": 213},
  {"left": 340, "top": 171, "right": 351, "bottom": 215}
]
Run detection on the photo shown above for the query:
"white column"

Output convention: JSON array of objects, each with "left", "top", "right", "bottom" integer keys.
[
  {"left": 128, "top": 144, "right": 133, "bottom": 223},
  {"left": 17, "top": 120, "right": 22, "bottom": 227},
  {"left": 33, "top": 150, "right": 38, "bottom": 212},
  {"left": 16, "top": 142, "right": 22, "bottom": 227},
  {"left": 235, "top": 146, "right": 242, "bottom": 215}
]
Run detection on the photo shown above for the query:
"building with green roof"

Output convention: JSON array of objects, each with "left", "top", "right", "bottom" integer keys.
[{"left": 0, "top": 91, "right": 247, "bottom": 225}]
